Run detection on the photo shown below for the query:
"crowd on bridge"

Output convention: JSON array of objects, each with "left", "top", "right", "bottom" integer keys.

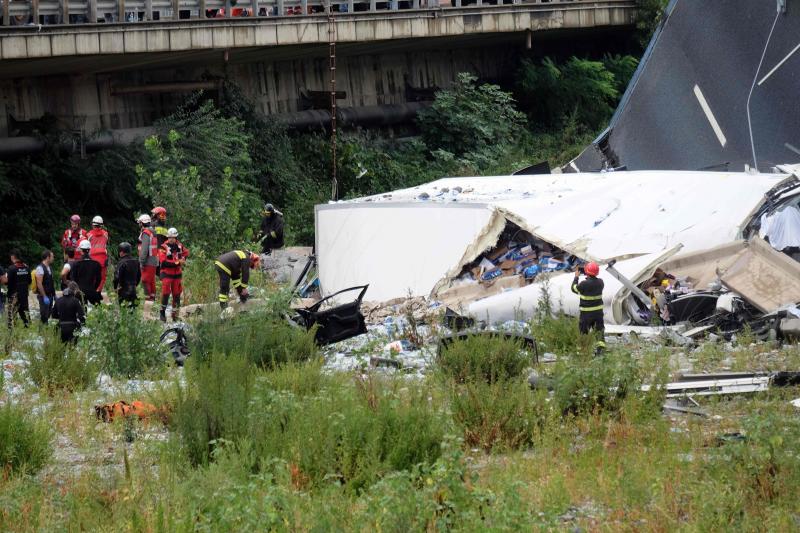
[
  {"left": 0, "top": 203, "right": 284, "bottom": 343},
  {"left": 2, "top": 0, "right": 445, "bottom": 27}
]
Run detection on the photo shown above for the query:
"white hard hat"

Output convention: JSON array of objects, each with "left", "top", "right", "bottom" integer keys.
[
  {"left": 167, "top": 227, "right": 179, "bottom": 238},
  {"left": 78, "top": 239, "right": 91, "bottom": 250},
  {"left": 137, "top": 214, "right": 151, "bottom": 225},
  {"left": 92, "top": 215, "right": 103, "bottom": 225}
]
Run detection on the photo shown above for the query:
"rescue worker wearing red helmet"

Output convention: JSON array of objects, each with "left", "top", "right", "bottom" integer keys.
[
  {"left": 61, "top": 215, "right": 88, "bottom": 262},
  {"left": 571, "top": 261, "right": 606, "bottom": 355},
  {"left": 158, "top": 227, "right": 189, "bottom": 322},
  {"left": 151, "top": 207, "right": 168, "bottom": 248},
  {"left": 136, "top": 214, "right": 159, "bottom": 301},
  {"left": 87, "top": 215, "right": 110, "bottom": 293},
  {"left": 214, "top": 250, "right": 259, "bottom": 309}
]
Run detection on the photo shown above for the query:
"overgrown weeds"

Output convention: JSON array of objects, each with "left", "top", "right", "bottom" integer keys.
[
  {"left": 190, "top": 303, "right": 318, "bottom": 368},
  {"left": 0, "top": 402, "right": 52, "bottom": 476},
  {"left": 437, "top": 334, "right": 533, "bottom": 384},
  {"left": 173, "top": 354, "right": 446, "bottom": 492},
  {"left": 25, "top": 327, "right": 98, "bottom": 394},
  {"left": 80, "top": 304, "right": 164, "bottom": 378}
]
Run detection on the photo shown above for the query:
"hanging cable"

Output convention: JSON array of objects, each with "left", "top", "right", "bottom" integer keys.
[{"left": 746, "top": 10, "right": 781, "bottom": 172}]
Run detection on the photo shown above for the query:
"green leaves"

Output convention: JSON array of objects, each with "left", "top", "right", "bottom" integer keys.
[{"left": 134, "top": 101, "right": 261, "bottom": 256}]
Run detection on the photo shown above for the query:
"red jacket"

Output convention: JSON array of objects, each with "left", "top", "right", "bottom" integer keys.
[
  {"left": 87, "top": 228, "right": 109, "bottom": 260},
  {"left": 61, "top": 227, "right": 88, "bottom": 252},
  {"left": 158, "top": 240, "right": 189, "bottom": 278}
]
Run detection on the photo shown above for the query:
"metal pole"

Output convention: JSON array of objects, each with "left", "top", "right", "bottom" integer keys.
[{"left": 328, "top": 1, "right": 338, "bottom": 200}]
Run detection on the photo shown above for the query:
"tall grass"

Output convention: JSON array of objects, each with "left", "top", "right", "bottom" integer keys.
[
  {"left": 172, "top": 354, "right": 447, "bottom": 492},
  {"left": 437, "top": 334, "right": 534, "bottom": 384},
  {"left": 25, "top": 327, "right": 98, "bottom": 394},
  {"left": 0, "top": 402, "right": 52, "bottom": 476},
  {"left": 190, "top": 304, "right": 318, "bottom": 368},
  {"left": 80, "top": 304, "right": 165, "bottom": 377}
]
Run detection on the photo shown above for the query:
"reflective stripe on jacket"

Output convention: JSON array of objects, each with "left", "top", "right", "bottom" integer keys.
[{"left": 571, "top": 275, "right": 604, "bottom": 313}]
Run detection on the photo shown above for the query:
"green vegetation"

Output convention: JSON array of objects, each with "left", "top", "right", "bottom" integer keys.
[
  {"left": 24, "top": 327, "right": 98, "bottom": 394},
  {"left": 80, "top": 304, "right": 164, "bottom": 378},
  {"left": 0, "top": 402, "right": 52, "bottom": 476},
  {"left": 437, "top": 333, "right": 533, "bottom": 384}
]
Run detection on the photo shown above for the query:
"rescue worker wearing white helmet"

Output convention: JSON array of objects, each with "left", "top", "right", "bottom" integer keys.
[
  {"left": 87, "top": 215, "right": 109, "bottom": 294},
  {"left": 69, "top": 239, "right": 102, "bottom": 305},
  {"left": 137, "top": 214, "right": 159, "bottom": 301},
  {"left": 158, "top": 227, "right": 189, "bottom": 322}
]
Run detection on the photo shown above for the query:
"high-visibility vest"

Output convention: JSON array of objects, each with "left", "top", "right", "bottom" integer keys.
[
  {"left": 88, "top": 229, "right": 109, "bottom": 257},
  {"left": 138, "top": 228, "right": 159, "bottom": 259}
]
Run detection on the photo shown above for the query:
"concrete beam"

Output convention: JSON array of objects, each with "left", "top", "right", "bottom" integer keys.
[{"left": 0, "top": 2, "right": 636, "bottom": 63}]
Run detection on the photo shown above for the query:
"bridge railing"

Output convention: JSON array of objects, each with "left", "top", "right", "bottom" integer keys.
[{"left": 1, "top": 0, "right": 570, "bottom": 26}]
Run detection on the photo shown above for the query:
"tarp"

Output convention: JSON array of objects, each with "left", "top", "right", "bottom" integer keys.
[
  {"left": 759, "top": 206, "right": 800, "bottom": 251},
  {"left": 315, "top": 169, "right": 797, "bottom": 306},
  {"left": 571, "top": 0, "right": 800, "bottom": 172}
]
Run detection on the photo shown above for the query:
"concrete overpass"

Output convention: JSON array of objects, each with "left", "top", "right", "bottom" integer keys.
[{"left": 0, "top": 0, "right": 636, "bottom": 140}]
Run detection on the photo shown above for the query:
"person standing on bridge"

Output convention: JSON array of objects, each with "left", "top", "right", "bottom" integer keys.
[
  {"left": 571, "top": 261, "right": 606, "bottom": 356},
  {"left": 87, "top": 216, "right": 110, "bottom": 293},
  {"left": 137, "top": 214, "right": 159, "bottom": 301},
  {"left": 61, "top": 214, "right": 88, "bottom": 263}
]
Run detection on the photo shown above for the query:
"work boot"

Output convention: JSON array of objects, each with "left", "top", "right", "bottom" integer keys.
[
  {"left": 219, "top": 301, "right": 227, "bottom": 310},
  {"left": 159, "top": 307, "right": 167, "bottom": 322}
]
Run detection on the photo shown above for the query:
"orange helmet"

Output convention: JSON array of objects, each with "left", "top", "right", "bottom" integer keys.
[
  {"left": 151, "top": 206, "right": 167, "bottom": 219},
  {"left": 249, "top": 252, "right": 261, "bottom": 269},
  {"left": 584, "top": 262, "right": 600, "bottom": 276}
]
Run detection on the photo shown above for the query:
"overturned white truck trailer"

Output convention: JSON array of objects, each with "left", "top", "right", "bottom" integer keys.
[{"left": 315, "top": 167, "right": 800, "bottom": 325}]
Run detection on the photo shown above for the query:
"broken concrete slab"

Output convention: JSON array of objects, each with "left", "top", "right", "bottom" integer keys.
[{"left": 720, "top": 237, "right": 800, "bottom": 313}]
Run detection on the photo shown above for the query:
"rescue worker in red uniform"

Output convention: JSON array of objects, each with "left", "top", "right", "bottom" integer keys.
[
  {"left": 571, "top": 261, "right": 606, "bottom": 356},
  {"left": 137, "top": 214, "right": 159, "bottom": 301},
  {"left": 215, "top": 250, "right": 259, "bottom": 309},
  {"left": 61, "top": 214, "right": 88, "bottom": 262},
  {"left": 87, "top": 215, "right": 109, "bottom": 293},
  {"left": 158, "top": 227, "right": 189, "bottom": 322},
  {"left": 151, "top": 206, "right": 169, "bottom": 248}
]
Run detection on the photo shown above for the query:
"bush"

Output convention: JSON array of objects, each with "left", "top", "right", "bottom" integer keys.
[
  {"left": 449, "top": 379, "right": 551, "bottom": 452},
  {"left": 417, "top": 72, "right": 525, "bottom": 157},
  {"left": 0, "top": 402, "right": 52, "bottom": 476},
  {"left": 81, "top": 304, "right": 164, "bottom": 378},
  {"left": 191, "top": 304, "right": 318, "bottom": 369},
  {"left": 437, "top": 334, "right": 534, "bottom": 384},
  {"left": 173, "top": 356, "right": 447, "bottom": 492},
  {"left": 180, "top": 249, "right": 220, "bottom": 305},
  {"left": 25, "top": 327, "right": 98, "bottom": 394},
  {"left": 551, "top": 351, "right": 641, "bottom": 416}
]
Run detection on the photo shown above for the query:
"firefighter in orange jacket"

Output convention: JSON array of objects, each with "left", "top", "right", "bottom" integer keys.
[
  {"left": 215, "top": 250, "right": 259, "bottom": 309},
  {"left": 158, "top": 227, "right": 189, "bottom": 322},
  {"left": 137, "top": 214, "right": 159, "bottom": 301}
]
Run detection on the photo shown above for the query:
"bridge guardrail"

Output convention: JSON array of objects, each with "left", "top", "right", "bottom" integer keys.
[{"left": 0, "top": 0, "right": 593, "bottom": 27}]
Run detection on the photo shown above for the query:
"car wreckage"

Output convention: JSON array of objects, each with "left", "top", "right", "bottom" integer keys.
[{"left": 314, "top": 165, "right": 800, "bottom": 340}]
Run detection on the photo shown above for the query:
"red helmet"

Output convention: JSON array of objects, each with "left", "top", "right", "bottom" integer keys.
[
  {"left": 584, "top": 262, "right": 600, "bottom": 276},
  {"left": 249, "top": 252, "right": 261, "bottom": 269},
  {"left": 70, "top": 214, "right": 81, "bottom": 223},
  {"left": 151, "top": 206, "right": 167, "bottom": 219}
]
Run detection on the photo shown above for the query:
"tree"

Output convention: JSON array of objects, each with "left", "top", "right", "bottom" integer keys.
[
  {"left": 416, "top": 72, "right": 525, "bottom": 158},
  {"left": 134, "top": 104, "right": 260, "bottom": 255}
]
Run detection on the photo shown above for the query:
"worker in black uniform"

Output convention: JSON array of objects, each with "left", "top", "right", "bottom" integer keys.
[
  {"left": 70, "top": 239, "right": 103, "bottom": 305},
  {"left": 215, "top": 250, "right": 260, "bottom": 309},
  {"left": 571, "top": 261, "right": 606, "bottom": 355},
  {"left": 259, "top": 203, "right": 285, "bottom": 255},
  {"left": 34, "top": 249, "right": 56, "bottom": 324},
  {"left": 52, "top": 281, "right": 85, "bottom": 343},
  {"left": 6, "top": 250, "right": 31, "bottom": 328},
  {"left": 113, "top": 242, "right": 141, "bottom": 307}
]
